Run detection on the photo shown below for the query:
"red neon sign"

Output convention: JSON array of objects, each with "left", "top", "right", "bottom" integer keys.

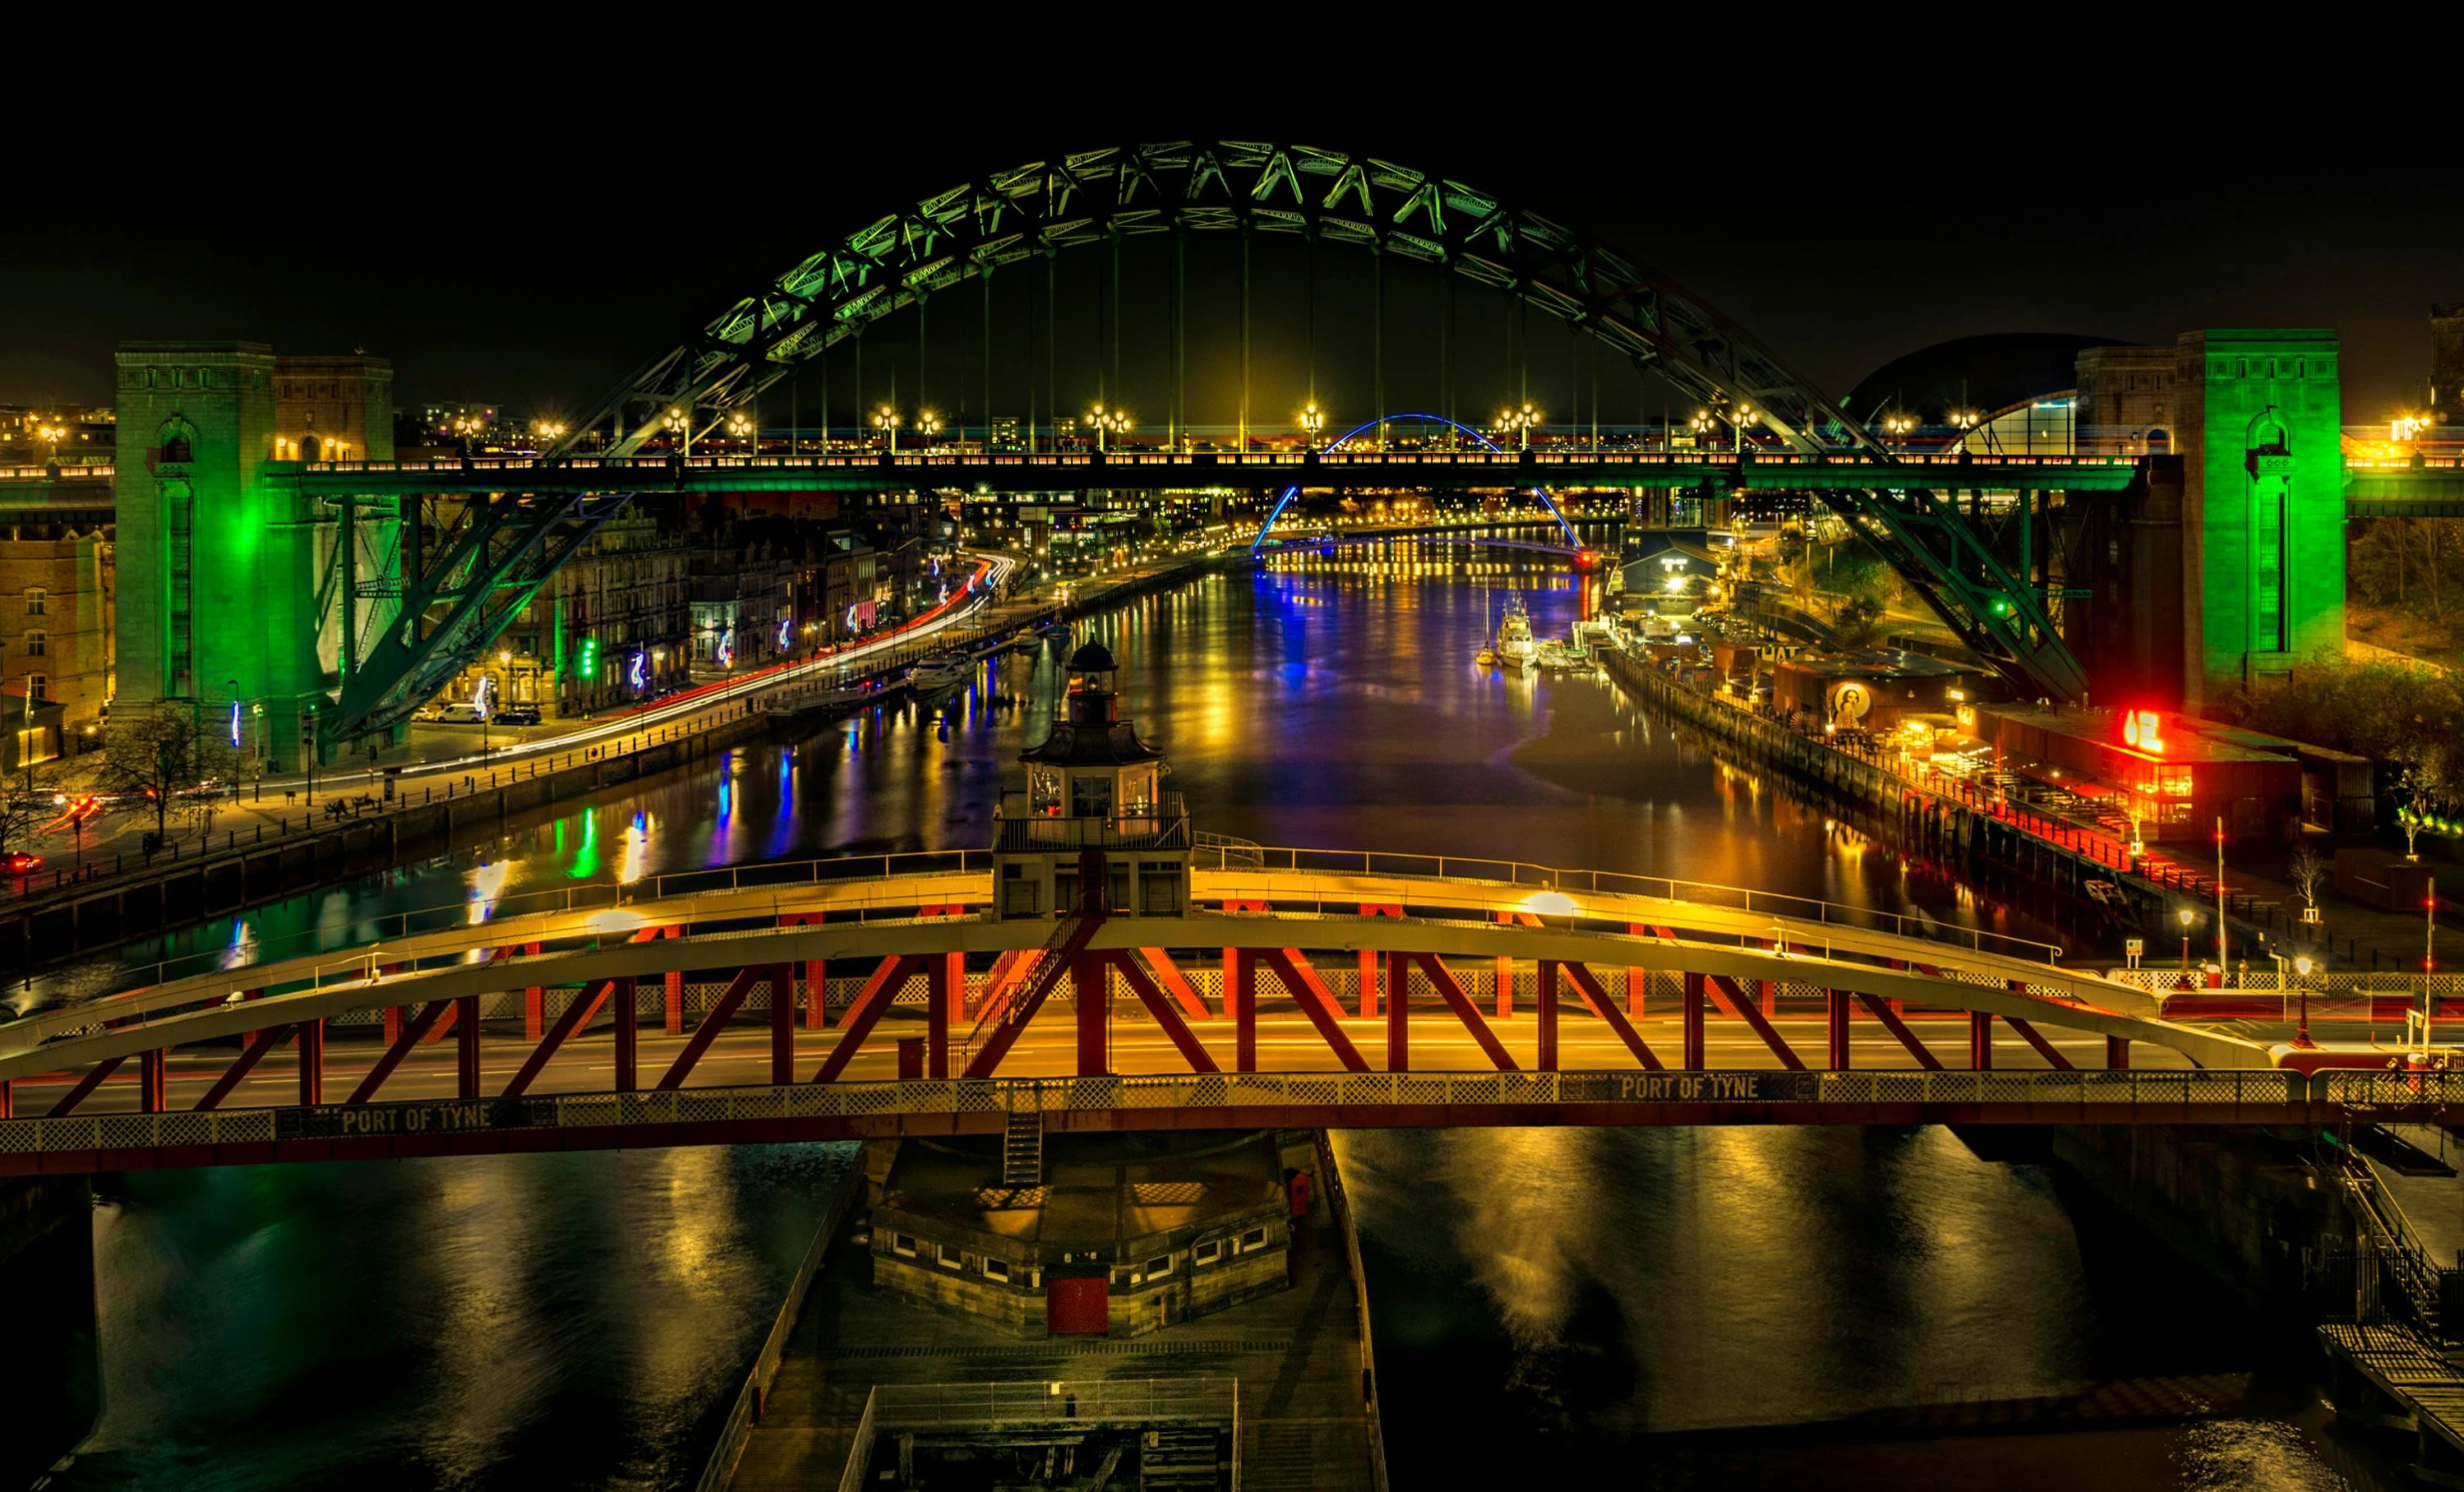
[{"left": 2120, "top": 710, "right": 2164, "bottom": 754}]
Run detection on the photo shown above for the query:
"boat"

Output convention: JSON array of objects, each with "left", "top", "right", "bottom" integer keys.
[
  {"left": 906, "top": 654, "right": 973, "bottom": 695},
  {"left": 1536, "top": 640, "right": 1572, "bottom": 670},
  {"left": 1494, "top": 596, "right": 1539, "bottom": 671},
  {"left": 1475, "top": 648, "right": 1498, "bottom": 668}
]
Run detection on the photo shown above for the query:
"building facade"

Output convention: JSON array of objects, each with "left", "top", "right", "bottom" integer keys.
[
  {"left": 2176, "top": 330, "right": 2343, "bottom": 707},
  {"left": 112, "top": 343, "right": 397, "bottom": 766},
  {"left": 0, "top": 530, "right": 113, "bottom": 739}
]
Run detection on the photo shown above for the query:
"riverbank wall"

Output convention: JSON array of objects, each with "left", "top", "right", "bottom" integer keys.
[
  {"left": 9, "top": 1176, "right": 98, "bottom": 1490},
  {"left": 1597, "top": 648, "right": 2171, "bottom": 940},
  {"left": 694, "top": 1148, "right": 868, "bottom": 1492},
  {"left": 1, "top": 556, "right": 1230, "bottom": 973}
]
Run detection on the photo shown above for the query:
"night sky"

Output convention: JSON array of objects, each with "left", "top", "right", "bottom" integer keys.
[{"left": 5, "top": 93, "right": 2450, "bottom": 428}]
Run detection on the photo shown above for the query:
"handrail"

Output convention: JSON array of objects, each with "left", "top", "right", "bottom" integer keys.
[
  {"left": 2338, "top": 1154, "right": 2451, "bottom": 1336},
  {"left": 1193, "top": 843, "right": 2064, "bottom": 963},
  {"left": 1316, "top": 1133, "right": 1391, "bottom": 1492},
  {"left": 50, "top": 849, "right": 997, "bottom": 1010},
  {"left": 696, "top": 1153, "right": 864, "bottom": 1492},
  {"left": 50, "top": 828, "right": 2068, "bottom": 1018}
]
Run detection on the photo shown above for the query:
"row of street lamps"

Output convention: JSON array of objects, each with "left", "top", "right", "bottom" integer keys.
[{"left": 625, "top": 399, "right": 1805, "bottom": 457}]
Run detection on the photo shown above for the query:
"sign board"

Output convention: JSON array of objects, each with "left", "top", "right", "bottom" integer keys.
[{"left": 1559, "top": 1072, "right": 1823, "bottom": 1104}]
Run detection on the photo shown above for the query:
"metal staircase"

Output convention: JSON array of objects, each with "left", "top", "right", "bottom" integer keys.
[{"left": 1001, "top": 1106, "right": 1043, "bottom": 1187}]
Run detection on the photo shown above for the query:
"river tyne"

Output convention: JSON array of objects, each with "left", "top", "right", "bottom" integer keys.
[{"left": 43, "top": 549, "right": 2384, "bottom": 1490}]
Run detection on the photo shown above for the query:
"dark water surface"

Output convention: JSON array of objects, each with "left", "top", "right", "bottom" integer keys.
[{"left": 54, "top": 552, "right": 2389, "bottom": 1487}]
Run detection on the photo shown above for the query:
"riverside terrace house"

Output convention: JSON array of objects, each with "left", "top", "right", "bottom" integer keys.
[
  {"left": 1961, "top": 704, "right": 2371, "bottom": 843},
  {"left": 868, "top": 1132, "right": 1296, "bottom": 1338}
]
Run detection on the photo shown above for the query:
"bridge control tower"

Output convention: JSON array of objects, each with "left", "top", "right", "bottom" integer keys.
[{"left": 990, "top": 643, "right": 1189, "bottom": 919}]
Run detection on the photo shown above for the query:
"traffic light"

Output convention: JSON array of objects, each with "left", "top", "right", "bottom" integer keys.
[{"left": 579, "top": 637, "right": 600, "bottom": 680}]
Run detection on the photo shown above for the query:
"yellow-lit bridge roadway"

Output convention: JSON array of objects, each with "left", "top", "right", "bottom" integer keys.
[{"left": 0, "top": 848, "right": 2440, "bottom": 1173}]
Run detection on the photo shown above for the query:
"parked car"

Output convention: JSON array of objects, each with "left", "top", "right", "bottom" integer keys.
[
  {"left": 2, "top": 851, "right": 40, "bottom": 874},
  {"left": 496, "top": 704, "right": 542, "bottom": 727},
  {"left": 432, "top": 703, "right": 485, "bottom": 725}
]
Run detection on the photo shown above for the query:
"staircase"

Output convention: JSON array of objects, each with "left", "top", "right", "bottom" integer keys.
[
  {"left": 1002, "top": 1106, "right": 1043, "bottom": 1186},
  {"left": 1139, "top": 1426, "right": 1230, "bottom": 1490}
]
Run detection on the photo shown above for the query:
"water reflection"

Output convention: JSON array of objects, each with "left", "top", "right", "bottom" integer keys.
[{"left": 63, "top": 559, "right": 2306, "bottom": 1490}]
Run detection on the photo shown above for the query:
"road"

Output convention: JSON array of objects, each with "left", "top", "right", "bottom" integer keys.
[
  {"left": 7, "top": 548, "right": 1216, "bottom": 894},
  {"left": 11, "top": 1000, "right": 2191, "bottom": 1118}
]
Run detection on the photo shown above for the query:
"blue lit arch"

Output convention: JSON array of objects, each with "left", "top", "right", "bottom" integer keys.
[{"left": 1248, "top": 412, "right": 1580, "bottom": 555}]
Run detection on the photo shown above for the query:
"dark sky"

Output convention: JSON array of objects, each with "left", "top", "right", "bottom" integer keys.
[{"left": 6, "top": 84, "right": 2451, "bottom": 427}]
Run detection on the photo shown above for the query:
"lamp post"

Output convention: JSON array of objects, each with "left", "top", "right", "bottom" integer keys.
[
  {"left": 1882, "top": 413, "right": 1914, "bottom": 453},
  {"left": 873, "top": 407, "right": 901, "bottom": 454},
  {"left": 1087, "top": 405, "right": 1129, "bottom": 452},
  {"left": 1498, "top": 405, "right": 1539, "bottom": 451},
  {"left": 1299, "top": 403, "right": 1325, "bottom": 451},
  {"left": 2292, "top": 952, "right": 2316, "bottom": 1047},
  {"left": 2177, "top": 906, "right": 2196, "bottom": 972},
  {"left": 662, "top": 405, "right": 691, "bottom": 457},
  {"left": 725, "top": 409, "right": 755, "bottom": 455},
  {"left": 2214, "top": 814, "right": 2228, "bottom": 972},
  {"left": 1730, "top": 404, "right": 1755, "bottom": 456},
  {"left": 916, "top": 411, "right": 943, "bottom": 449},
  {"left": 451, "top": 414, "right": 485, "bottom": 457},
  {"left": 532, "top": 419, "right": 567, "bottom": 452}
]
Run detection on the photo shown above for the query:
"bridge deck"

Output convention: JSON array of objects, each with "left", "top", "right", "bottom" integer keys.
[{"left": 262, "top": 449, "right": 2144, "bottom": 496}]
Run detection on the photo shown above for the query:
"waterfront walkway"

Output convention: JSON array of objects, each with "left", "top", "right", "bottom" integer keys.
[{"left": 726, "top": 1183, "right": 1376, "bottom": 1490}]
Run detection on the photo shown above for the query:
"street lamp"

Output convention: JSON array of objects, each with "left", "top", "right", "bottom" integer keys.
[
  {"left": 725, "top": 410, "right": 755, "bottom": 454},
  {"left": 1688, "top": 410, "right": 1716, "bottom": 446},
  {"left": 1730, "top": 404, "right": 1755, "bottom": 456},
  {"left": 1882, "top": 412, "right": 1915, "bottom": 453},
  {"left": 533, "top": 419, "right": 567, "bottom": 449},
  {"left": 2177, "top": 906, "right": 2196, "bottom": 972},
  {"left": 451, "top": 414, "right": 486, "bottom": 455},
  {"left": 873, "top": 407, "right": 901, "bottom": 454},
  {"left": 916, "top": 411, "right": 943, "bottom": 447},
  {"left": 2292, "top": 952, "right": 2317, "bottom": 1047},
  {"left": 662, "top": 405, "right": 691, "bottom": 457},
  {"left": 1299, "top": 403, "right": 1326, "bottom": 450},
  {"left": 1086, "top": 405, "right": 1130, "bottom": 452},
  {"left": 35, "top": 423, "right": 65, "bottom": 462},
  {"left": 1497, "top": 405, "right": 1540, "bottom": 451}
]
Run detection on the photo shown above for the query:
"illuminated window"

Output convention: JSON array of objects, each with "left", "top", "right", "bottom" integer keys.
[
  {"left": 982, "top": 1257, "right": 1011, "bottom": 1282},
  {"left": 161, "top": 434, "right": 193, "bottom": 463},
  {"left": 1194, "top": 1240, "right": 1224, "bottom": 1266}
]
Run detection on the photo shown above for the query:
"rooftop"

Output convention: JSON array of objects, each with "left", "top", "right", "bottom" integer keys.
[{"left": 1976, "top": 704, "right": 2294, "bottom": 764}]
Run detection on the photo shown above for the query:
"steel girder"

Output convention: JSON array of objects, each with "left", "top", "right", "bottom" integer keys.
[
  {"left": 326, "top": 491, "right": 635, "bottom": 748},
  {"left": 558, "top": 140, "right": 2086, "bottom": 699}
]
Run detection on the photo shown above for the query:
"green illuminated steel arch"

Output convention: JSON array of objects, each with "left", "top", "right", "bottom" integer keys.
[{"left": 560, "top": 141, "right": 2085, "bottom": 701}]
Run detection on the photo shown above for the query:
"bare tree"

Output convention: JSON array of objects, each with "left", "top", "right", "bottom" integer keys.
[
  {"left": 0, "top": 765, "right": 52, "bottom": 863},
  {"left": 2287, "top": 843, "right": 2327, "bottom": 917},
  {"left": 101, "top": 710, "right": 238, "bottom": 843}
]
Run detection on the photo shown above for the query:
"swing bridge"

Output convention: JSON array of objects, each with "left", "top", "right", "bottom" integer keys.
[{"left": 0, "top": 842, "right": 2438, "bottom": 1177}]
